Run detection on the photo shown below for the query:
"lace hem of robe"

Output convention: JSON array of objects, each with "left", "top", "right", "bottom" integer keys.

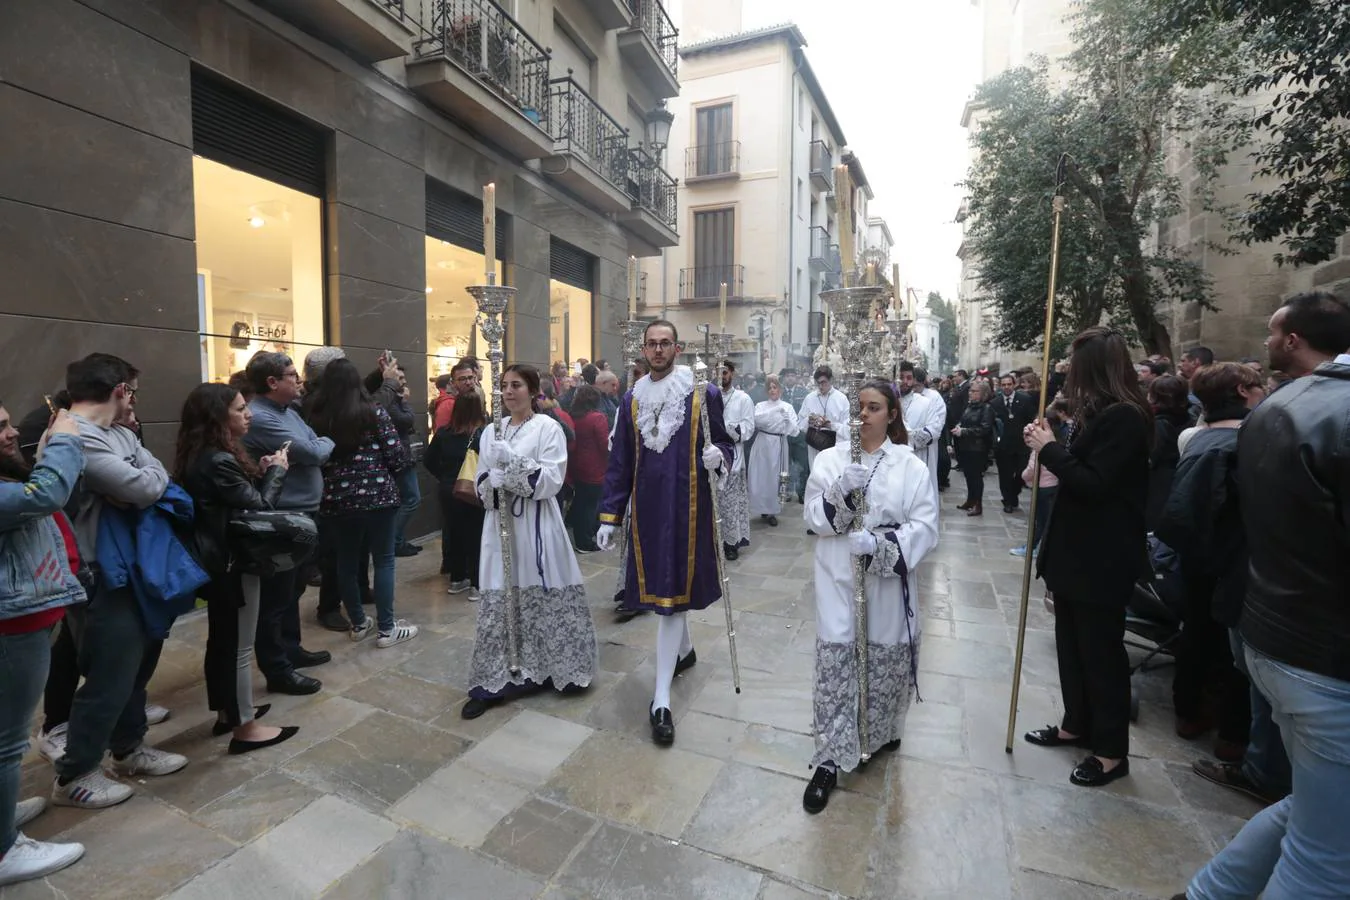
[
  {"left": 811, "top": 637, "right": 919, "bottom": 771},
  {"left": 468, "top": 583, "right": 598, "bottom": 695}
]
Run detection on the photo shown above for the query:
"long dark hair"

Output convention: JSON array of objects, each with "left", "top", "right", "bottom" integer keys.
[
  {"left": 449, "top": 390, "right": 486, "bottom": 434},
  {"left": 306, "top": 358, "right": 377, "bottom": 457},
  {"left": 861, "top": 380, "right": 909, "bottom": 446},
  {"left": 1062, "top": 327, "right": 1153, "bottom": 431},
  {"left": 504, "top": 364, "right": 543, "bottom": 414},
  {"left": 571, "top": 385, "right": 602, "bottom": 417},
  {"left": 175, "top": 383, "right": 258, "bottom": 482}
]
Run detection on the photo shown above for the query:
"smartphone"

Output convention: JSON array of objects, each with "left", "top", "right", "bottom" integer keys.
[
  {"left": 43, "top": 394, "right": 57, "bottom": 415},
  {"left": 280, "top": 440, "right": 293, "bottom": 453}
]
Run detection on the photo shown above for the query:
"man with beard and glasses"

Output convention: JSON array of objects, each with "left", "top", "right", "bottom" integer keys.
[
  {"left": 716, "top": 360, "right": 756, "bottom": 560},
  {"left": 597, "top": 321, "right": 733, "bottom": 746}
]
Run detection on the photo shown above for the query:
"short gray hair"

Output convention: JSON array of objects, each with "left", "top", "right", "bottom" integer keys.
[{"left": 304, "top": 346, "right": 346, "bottom": 384}]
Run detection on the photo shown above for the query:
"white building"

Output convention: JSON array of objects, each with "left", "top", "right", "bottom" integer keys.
[{"left": 639, "top": 15, "right": 888, "bottom": 374}]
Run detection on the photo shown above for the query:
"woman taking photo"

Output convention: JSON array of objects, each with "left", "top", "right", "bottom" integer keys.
[
  {"left": 462, "top": 364, "right": 598, "bottom": 719},
  {"left": 801, "top": 381, "right": 939, "bottom": 813},
  {"left": 748, "top": 375, "right": 799, "bottom": 527},
  {"left": 565, "top": 385, "right": 609, "bottom": 553},
  {"left": 176, "top": 383, "right": 299, "bottom": 754},
  {"left": 307, "top": 358, "right": 419, "bottom": 648},
  {"left": 424, "top": 391, "right": 486, "bottom": 598},
  {"left": 950, "top": 380, "right": 996, "bottom": 516},
  {"left": 1022, "top": 326, "right": 1151, "bottom": 787}
]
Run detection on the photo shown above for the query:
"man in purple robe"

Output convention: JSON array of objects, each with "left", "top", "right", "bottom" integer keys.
[{"left": 597, "top": 321, "right": 733, "bottom": 746}]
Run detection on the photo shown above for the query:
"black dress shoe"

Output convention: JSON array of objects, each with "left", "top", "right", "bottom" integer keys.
[
  {"left": 1024, "top": 725, "right": 1089, "bottom": 748},
  {"left": 877, "top": 738, "right": 901, "bottom": 753},
  {"left": 212, "top": 704, "right": 272, "bottom": 737},
  {"left": 228, "top": 726, "right": 300, "bottom": 756},
  {"left": 766, "top": 516, "right": 778, "bottom": 527},
  {"left": 649, "top": 706, "right": 675, "bottom": 746},
  {"left": 316, "top": 610, "right": 350, "bottom": 632},
  {"left": 674, "top": 649, "right": 697, "bottom": 676},
  {"left": 461, "top": 697, "right": 498, "bottom": 720},
  {"left": 723, "top": 544, "right": 739, "bottom": 561},
  {"left": 802, "top": 765, "right": 838, "bottom": 814},
  {"left": 1070, "top": 755, "right": 1129, "bottom": 787},
  {"left": 267, "top": 671, "right": 322, "bottom": 695},
  {"left": 291, "top": 648, "right": 332, "bottom": 668}
]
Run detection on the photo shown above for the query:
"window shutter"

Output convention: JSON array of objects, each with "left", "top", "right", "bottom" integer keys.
[
  {"left": 549, "top": 238, "right": 594, "bottom": 290},
  {"left": 425, "top": 178, "right": 507, "bottom": 257}
]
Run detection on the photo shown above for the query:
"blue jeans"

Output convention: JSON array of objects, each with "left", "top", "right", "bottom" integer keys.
[
  {"left": 324, "top": 507, "right": 398, "bottom": 633},
  {"left": 1031, "top": 485, "right": 1057, "bottom": 551},
  {"left": 1188, "top": 646, "right": 1350, "bottom": 899},
  {"left": 1230, "top": 628, "right": 1292, "bottom": 798},
  {"left": 393, "top": 466, "right": 421, "bottom": 547},
  {"left": 1, "top": 628, "right": 52, "bottom": 855}
]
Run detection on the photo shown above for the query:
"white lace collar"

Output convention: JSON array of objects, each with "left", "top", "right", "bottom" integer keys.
[{"left": 633, "top": 365, "right": 693, "bottom": 453}]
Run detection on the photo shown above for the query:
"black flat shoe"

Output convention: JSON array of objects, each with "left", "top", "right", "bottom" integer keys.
[
  {"left": 316, "top": 610, "right": 350, "bottom": 632},
  {"left": 1070, "top": 755, "right": 1129, "bottom": 787},
  {"left": 802, "top": 765, "right": 837, "bottom": 814},
  {"left": 212, "top": 704, "right": 272, "bottom": 737},
  {"left": 267, "top": 671, "right": 322, "bottom": 695},
  {"left": 650, "top": 706, "right": 675, "bottom": 746},
  {"left": 766, "top": 516, "right": 778, "bottom": 527},
  {"left": 675, "top": 649, "right": 697, "bottom": 676},
  {"left": 228, "top": 726, "right": 300, "bottom": 756},
  {"left": 877, "top": 738, "right": 901, "bottom": 753},
  {"left": 1024, "top": 725, "right": 1088, "bottom": 748},
  {"left": 291, "top": 648, "right": 332, "bottom": 668},
  {"left": 723, "top": 544, "right": 739, "bottom": 561},
  {"left": 461, "top": 697, "right": 499, "bottom": 720}
]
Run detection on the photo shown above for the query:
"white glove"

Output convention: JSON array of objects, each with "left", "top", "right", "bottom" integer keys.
[
  {"left": 839, "top": 463, "right": 869, "bottom": 493},
  {"left": 484, "top": 439, "right": 516, "bottom": 468},
  {"left": 487, "top": 468, "right": 506, "bottom": 489},
  {"left": 849, "top": 530, "right": 878, "bottom": 557},
  {"left": 911, "top": 429, "right": 933, "bottom": 450},
  {"left": 596, "top": 524, "right": 617, "bottom": 552},
  {"left": 702, "top": 445, "right": 724, "bottom": 472}
]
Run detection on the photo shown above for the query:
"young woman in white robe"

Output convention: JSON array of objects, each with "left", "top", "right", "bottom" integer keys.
[
  {"left": 462, "top": 364, "right": 598, "bottom": 719},
  {"left": 801, "top": 380, "right": 940, "bottom": 813},
  {"left": 748, "top": 376, "right": 799, "bottom": 525}
]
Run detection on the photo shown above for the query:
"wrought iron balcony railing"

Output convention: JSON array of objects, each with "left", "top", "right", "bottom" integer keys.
[
  {"left": 374, "top": 0, "right": 405, "bottom": 14},
  {"left": 549, "top": 75, "right": 630, "bottom": 191},
  {"left": 679, "top": 265, "right": 744, "bottom": 303},
  {"left": 685, "top": 140, "right": 740, "bottom": 180},
  {"left": 626, "top": 0, "right": 678, "bottom": 78},
  {"left": 809, "top": 225, "right": 829, "bottom": 261},
  {"left": 415, "top": 0, "right": 552, "bottom": 127},
  {"left": 808, "top": 139, "right": 832, "bottom": 189},
  {"left": 627, "top": 147, "right": 677, "bottom": 231}
]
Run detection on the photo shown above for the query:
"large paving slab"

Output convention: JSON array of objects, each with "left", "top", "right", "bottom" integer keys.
[{"left": 11, "top": 473, "right": 1247, "bottom": 898}]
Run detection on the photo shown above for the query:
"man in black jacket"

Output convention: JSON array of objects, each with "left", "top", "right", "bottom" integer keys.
[
  {"left": 990, "top": 374, "right": 1036, "bottom": 512},
  {"left": 1175, "top": 290, "right": 1350, "bottom": 900}
]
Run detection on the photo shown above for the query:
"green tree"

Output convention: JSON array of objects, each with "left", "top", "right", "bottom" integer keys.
[
  {"left": 962, "top": 0, "right": 1241, "bottom": 359},
  {"left": 925, "top": 291, "right": 959, "bottom": 371}
]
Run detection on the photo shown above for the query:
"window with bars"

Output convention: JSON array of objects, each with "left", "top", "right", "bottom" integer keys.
[
  {"left": 692, "top": 207, "right": 735, "bottom": 298},
  {"left": 693, "top": 103, "right": 734, "bottom": 177}
]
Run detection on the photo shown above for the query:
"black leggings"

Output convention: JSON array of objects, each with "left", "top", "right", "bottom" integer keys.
[
  {"left": 440, "top": 485, "right": 485, "bottom": 585},
  {"left": 1055, "top": 595, "right": 1131, "bottom": 758},
  {"left": 957, "top": 452, "right": 987, "bottom": 506}
]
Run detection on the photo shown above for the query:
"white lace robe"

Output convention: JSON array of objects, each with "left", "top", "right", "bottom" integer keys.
[
  {"left": 748, "top": 399, "right": 798, "bottom": 516},
  {"left": 471, "top": 414, "right": 597, "bottom": 694},
  {"left": 803, "top": 440, "right": 940, "bottom": 770},
  {"left": 719, "top": 387, "right": 756, "bottom": 546}
]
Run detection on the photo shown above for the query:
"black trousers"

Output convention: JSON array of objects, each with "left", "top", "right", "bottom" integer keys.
[
  {"left": 567, "top": 482, "right": 603, "bottom": 551},
  {"left": 1055, "top": 595, "right": 1131, "bottom": 759},
  {"left": 254, "top": 568, "right": 301, "bottom": 680},
  {"left": 937, "top": 433, "right": 952, "bottom": 488},
  {"left": 316, "top": 525, "right": 370, "bottom": 615},
  {"left": 995, "top": 450, "right": 1028, "bottom": 508},
  {"left": 1173, "top": 573, "right": 1251, "bottom": 744},
  {"left": 957, "top": 451, "right": 986, "bottom": 506},
  {"left": 440, "top": 485, "right": 485, "bottom": 586},
  {"left": 42, "top": 617, "right": 80, "bottom": 731}
]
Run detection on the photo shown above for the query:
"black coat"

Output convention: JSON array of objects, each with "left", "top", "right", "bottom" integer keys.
[
  {"left": 1145, "top": 408, "right": 1192, "bottom": 532},
  {"left": 954, "top": 401, "right": 996, "bottom": 459},
  {"left": 991, "top": 390, "right": 1037, "bottom": 456},
  {"left": 946, "top": 380, "right": 971, "bottom": 431},
  {"left": 1037, "top": 403, "right": 1151, "bottom": 605},
  {"left": 181, "top": 450, "right": 286, "bottom": 576}
]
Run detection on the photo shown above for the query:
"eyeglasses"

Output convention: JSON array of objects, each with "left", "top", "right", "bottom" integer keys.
[
  {"left": 120, "top": 384, "right": 139, "bottom": 398},
  {"left": 643, "top": 340, "right": 676, "bottom": 351}
]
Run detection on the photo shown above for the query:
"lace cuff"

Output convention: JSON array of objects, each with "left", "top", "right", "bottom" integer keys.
[
  {"left": 821, "top": 478, "right": 860, "bottom": 534},
  {"left": 863, "top": 531, "right": 908, "bottom": 578},
  {"left": 500, "top": 455, "right": 541, "bottom": 497}
]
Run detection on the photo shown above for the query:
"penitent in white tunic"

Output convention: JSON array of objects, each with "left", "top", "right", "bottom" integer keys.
[{"left": 748, "top": 399, "right": 799, "bottom": 516}]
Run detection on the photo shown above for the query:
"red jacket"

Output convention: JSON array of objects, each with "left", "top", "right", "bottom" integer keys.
[{"left": 568, "top": 410, "right": 609, "bottom": 485}]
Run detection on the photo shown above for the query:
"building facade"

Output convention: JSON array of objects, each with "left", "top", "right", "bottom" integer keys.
[
  {"left": 0, "top": 0, "right": 682, "bottom": 479},
  {"left": 638, "top": 22, "right": 888, "bottom": 375}
]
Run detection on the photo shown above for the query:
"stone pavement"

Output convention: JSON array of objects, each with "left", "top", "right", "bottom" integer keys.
[{"left": 9, "top": 479, "right": 1261, "bottom": 899}]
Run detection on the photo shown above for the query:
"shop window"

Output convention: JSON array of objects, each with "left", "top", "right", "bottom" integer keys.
[
  {"left": 425, "top": 237, "right": 503, "bottom": 382},
  {"left": 193, "top": 156, "right": 324, "bottom": 382},
  {"left": 549, "top": 280, "right": 593, "bottom": 373}
]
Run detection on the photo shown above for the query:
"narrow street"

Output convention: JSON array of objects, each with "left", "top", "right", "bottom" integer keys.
[{"left": 13, "top": 480, "right": 1261, "bottom": 899}]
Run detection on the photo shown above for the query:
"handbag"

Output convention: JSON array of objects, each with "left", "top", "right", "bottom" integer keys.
[
  {"left": 452, "top": 428, "right": 484, "bottom": 507},
  {"left": 226, "top": 509, "right": 319, "bottom": 577},
  {"left": 805, "top": 425, "right": 837, "bottom": 452}
]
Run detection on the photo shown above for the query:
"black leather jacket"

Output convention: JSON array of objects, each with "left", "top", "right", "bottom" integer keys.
[
  {"left": 180, "top": 450, "right": 285, "bottom": 575},
  {"left": 1238, "top": 361, "right": 1350, "bottom": 681},
  {"left": 954, "top": 401, "right": 996, "bottom": 456}
]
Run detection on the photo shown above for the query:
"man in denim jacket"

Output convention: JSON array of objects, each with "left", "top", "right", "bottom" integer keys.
[{"left": 0, "top": 404, "right": 86, "bottom": 886}]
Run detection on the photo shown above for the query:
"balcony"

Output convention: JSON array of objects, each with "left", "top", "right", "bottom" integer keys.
[
  {"left": 408, "top": 0, "right": 554, "bottom": 160},
  {"left": 807, "top": 226, "right": 830, "bottom": 273},
  {"left": 586, "top": 0, "right": 634, "bottom": 30},
  {"left": 808, "top": 139, "right": 833, "bottom": 192},
  {"left": 679, "top": 265, "right": 745, "bottom": 305},
  {"left": 256, "top": 0, "right": 416, "bottom": 61},
  {"left": 825, "top": 189, "right": 837, "bottom": 212},
  {"left": 684, "top": 140, "right": 740, "bottom": 183},
  {"left": 618, "top": 0, "right": 679, "bottom": 99},
  {"left": 619, "top": 147, "right": 678, "bottom": 248},
  {"left": 546, "top": 75, "right": 632, "bottom": 213}
]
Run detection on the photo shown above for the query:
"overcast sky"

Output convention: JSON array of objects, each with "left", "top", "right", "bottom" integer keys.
[{"left": 703, "top": 0, "right": 983, "bottom": 302}]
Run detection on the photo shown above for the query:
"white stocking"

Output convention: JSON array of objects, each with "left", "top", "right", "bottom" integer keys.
[
  {"left": 653, "top": 612, "right": 686, "bottom": 711},
  {"left": 679, "top": 614, "right": 693, "bottom": 658}
]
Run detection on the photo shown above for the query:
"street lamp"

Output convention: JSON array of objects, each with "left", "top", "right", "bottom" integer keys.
[{"left": 645, "top": 100, "right": 674, "bottom": 157}]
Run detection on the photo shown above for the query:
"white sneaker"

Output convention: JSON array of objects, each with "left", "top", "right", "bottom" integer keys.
[
  {"left": 0, "top": 834, "right": 85, "bottom": 886},
  {"left": 447, "top": 579, "right": 472, "bottom": 595},
  {"left": 144, "top": 704, "right": 171, "bottom": 726},
  {"left": 466, "top": 589, "right": 480, "bottom": 602},
  {"left": 52, "top": 769, "right": 133, "bottom": 809},
  {"left": 110, "top": 745, "right": 188, "bottom": 777},
  {"left": 349, "top": 618, "right": 375, "bottom": 642},
  {"left": 376, "top": 620, "right": 419, "bottom": 648},
  {"left": 14, "top": 797, "right": 47, "bottom": 828},
  {"left": 37, "top": 723, "right": 67, "bottom": 763}
]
